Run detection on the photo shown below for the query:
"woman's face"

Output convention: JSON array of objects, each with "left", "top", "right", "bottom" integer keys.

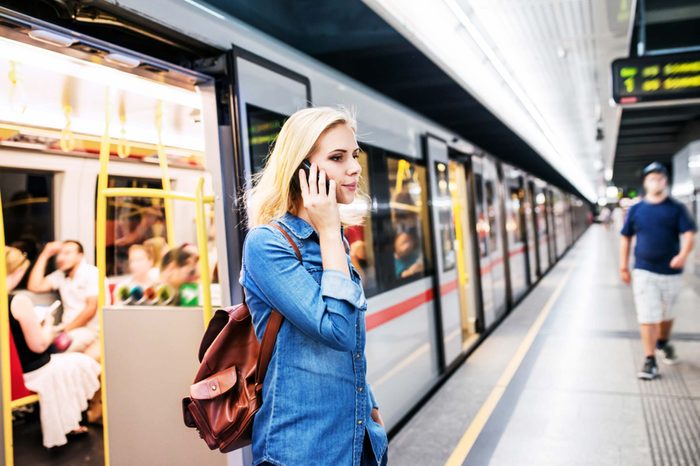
[{"left": 307, "top": 123, "right": 362, "bottom": 205}]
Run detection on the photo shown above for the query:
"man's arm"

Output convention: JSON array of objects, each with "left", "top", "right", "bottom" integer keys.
[
  {"left": 670, "top": 231, "right": 695, "bottom": 269},
  {"left": 620, "top": 235, "right": 632, "bottom": 284},
  {"left": 27, "top": 242, "right": 62, "bottom": 293},
  {"left": 62, "top": 296, "right": 97, "bottom": 332}
]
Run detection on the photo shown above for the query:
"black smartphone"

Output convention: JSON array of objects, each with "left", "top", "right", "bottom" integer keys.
[{"left": 301, "top": 160, "right": 331, "bottom": 194}]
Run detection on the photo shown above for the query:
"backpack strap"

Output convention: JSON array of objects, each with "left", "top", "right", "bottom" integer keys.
[{"left": 255, "top": 222, "right": 302, "bottom": 386}]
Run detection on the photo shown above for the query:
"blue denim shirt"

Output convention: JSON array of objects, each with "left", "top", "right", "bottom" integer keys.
[{"left": 240, "top": 212, "right": 388, "bottom": 466}]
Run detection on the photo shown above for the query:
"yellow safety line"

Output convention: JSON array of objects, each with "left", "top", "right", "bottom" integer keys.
[
  {"left": 95, "top": 87, "right": 112, "bottom": 466},
  {"left": 0, "top": 191, "right": 15, "bottom": 466},
  {"left": 445, "top": 260, "right": 576, "bottom": 466},
  {"left": 194, "top": 177, "right": 213, "bottom": 326}
]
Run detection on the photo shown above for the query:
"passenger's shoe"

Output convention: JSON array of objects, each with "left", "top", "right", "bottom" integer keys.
[
  {"left": 638, "top": 358, "right": 658, "bottom": 380},
  {"left": 658, "top": 343, "right": 679, "bottom": 365}
]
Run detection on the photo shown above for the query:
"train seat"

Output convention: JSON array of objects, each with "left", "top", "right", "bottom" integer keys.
[{"left": 9, "top": 330, "right": 39, "bottom": 407}]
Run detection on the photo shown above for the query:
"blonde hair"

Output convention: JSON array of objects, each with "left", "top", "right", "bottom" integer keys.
[
  {"left": 5, "top": 247, "right": 29, "bottom": 275},
  {"left": 245, "top": 106, "right": 369, "bottom": 228}
]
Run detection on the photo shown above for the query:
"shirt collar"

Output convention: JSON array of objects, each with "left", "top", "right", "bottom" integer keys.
[{"left": 277, "top": 212, "right": 316, "bottom": 240}]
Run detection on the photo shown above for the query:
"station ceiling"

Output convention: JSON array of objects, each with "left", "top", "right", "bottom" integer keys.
[{"left": 613, "top": 0, "right": 700, "bottom": 191}]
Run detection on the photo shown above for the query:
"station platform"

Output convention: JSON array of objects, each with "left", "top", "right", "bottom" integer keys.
[{"left": 390, "top": 225, "right": 700, "bottom": 466}]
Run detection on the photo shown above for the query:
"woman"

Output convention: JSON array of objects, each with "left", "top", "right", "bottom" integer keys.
[
  {"left": 240, "top": 107, "right": 388, "bottom": 465},
  {"left": 4, "top": 247, "right": 101, "bottom": 448}
]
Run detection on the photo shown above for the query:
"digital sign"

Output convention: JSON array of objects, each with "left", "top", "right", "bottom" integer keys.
[{"left": 612, "top": 53, "right": 700, "bottom": 104}]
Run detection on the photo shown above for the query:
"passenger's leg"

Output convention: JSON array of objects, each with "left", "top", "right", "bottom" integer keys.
[
  {"left": 658, "top": 319, "right": 673, "bottom": 341},
  {"left": 640, "top": 323, "right": 659, "bottom": 357}
]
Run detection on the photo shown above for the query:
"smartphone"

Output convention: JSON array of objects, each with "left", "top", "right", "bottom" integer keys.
[{"left": 301, "top": 160, "right": 331, "bottom": 194}]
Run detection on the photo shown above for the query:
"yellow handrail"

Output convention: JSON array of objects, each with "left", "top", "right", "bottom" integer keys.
[
  {"left": 95, "top": 87, "right": 112, "bottom": 466},
  {"left": 195, "top": 178, "right": 214, "bottom": 326},
  {"left": 101, "top": 188, "right": 215, "bottom": 204},
  {"left": 1, "top": 191, "right": 15, "bottom": 466}
]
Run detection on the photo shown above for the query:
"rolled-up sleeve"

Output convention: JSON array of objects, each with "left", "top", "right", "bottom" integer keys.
[
  {"left": 243, "top": 226, "right": 365, "bottom": 351},
  {"left": 367, "top": 382, "right": 379, "bottom": 410},
  {"left": 321, "top": 269, "right": 367, "bottom": 311}
]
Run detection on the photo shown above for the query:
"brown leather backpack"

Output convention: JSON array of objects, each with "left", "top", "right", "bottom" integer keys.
[{"left": 182, "top": 223, "right": 300, "bottom": 453}]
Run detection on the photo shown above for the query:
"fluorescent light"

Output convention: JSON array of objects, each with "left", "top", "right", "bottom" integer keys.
[
  {"left": 364, "top": 0, "right": 597, "bottom": 202},
  {"left": 0, "top": 36, "right": 200, "bottom": 108},
  {"left": 27, "top": 29, "right": 77, "bottom": 48},
  {"left": 183, "top": 0, "right": 227, "bottom": 20},
  {"left": 104, "top": 53, "right": 141, "bottom": 69}
]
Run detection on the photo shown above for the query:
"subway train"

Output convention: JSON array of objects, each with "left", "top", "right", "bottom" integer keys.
[{"left": 0, "top": 4, "right": 590, "bottom": 465}]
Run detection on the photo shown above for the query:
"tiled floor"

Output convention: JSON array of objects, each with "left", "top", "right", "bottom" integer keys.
[{"left": 390, "top": 225, "right": 700, "bottom": 466}]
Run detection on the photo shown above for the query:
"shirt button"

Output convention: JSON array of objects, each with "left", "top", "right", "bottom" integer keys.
[
  {"left": 355, "top": 353, "right": 361, "bottom": 359},
  {"left": 357, "top": 386, "right": 363, "bottom": 392},
  {"left": 358, "top": 420, "right": 363, "bottom": 425}
]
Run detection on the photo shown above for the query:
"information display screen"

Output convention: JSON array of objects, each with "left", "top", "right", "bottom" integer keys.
[
  {"left": 612, "top": 53, "right": 700, "bottom": 104},
  {"left": 247, "top": 104, "right": 288, "bottom": 174}
]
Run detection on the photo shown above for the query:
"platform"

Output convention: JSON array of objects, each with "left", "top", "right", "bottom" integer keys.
[{"left": 390, "top": 225, "right": 700, "bottom": 466}]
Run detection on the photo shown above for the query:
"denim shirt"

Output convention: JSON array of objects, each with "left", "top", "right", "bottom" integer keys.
[{"left": 240, "top": 212, "right": 388, "bottom": 466}]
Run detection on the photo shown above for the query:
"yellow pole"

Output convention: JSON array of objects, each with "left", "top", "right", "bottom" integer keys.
[
  {"left": 194, "top": 177, "right": 213, "bottom": 326},
  {"left": 155, "top": 101, "right": 175, "bottom": 247},
  {"left": 95, "top": 88, "right": 111, "bottom": 466},
  {"left": 0, "top": 191, "right": 15, "bottom": 466}
]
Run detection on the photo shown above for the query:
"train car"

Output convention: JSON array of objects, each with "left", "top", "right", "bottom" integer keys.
[{"left": 0, "top": 4, "right": 592, "bottom": 465}]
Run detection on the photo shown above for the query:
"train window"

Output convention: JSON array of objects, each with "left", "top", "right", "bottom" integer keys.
[
  {"left": 507, "top": 186, "right": 524, "bottom": 245},
  {"left": 102, "top": 177, "right": 166, "bottom": 277},
  {"left": 247, "top": 104, "right": 288, "bottom": 174},
  {"left": 386, "top": 157, "right": 432, "bottom": 282},
  {"left": 474, "top": 172, "right": 488, "bottom": 258},
  {"left": 342, "top": 148, "right": 377, "bottom": 291},
  {"left": 434, "top": 162, "right": 456, "bottom": 272},
  {"left": 0, "top": 169, "right": 54, "bottom": 287},
  {"left": 484, "top": 180, "right": 499, "bottom": 254}
]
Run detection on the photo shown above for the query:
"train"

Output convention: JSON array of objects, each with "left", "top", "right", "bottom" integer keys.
[{"left": 0, "top": 3, "right": 590, "bottom": 465}]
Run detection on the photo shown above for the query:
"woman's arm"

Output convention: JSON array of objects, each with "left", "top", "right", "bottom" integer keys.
[
  {"left": 10, "top": 294, "right": 53, "bottom": 353},
  {"left": 243, "top": 226, "right": 366, "bottom": 352}
]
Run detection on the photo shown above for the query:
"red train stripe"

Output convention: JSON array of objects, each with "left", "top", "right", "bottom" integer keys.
[{"left": 366, "top": 278, "right": 458, "bottom": 331}]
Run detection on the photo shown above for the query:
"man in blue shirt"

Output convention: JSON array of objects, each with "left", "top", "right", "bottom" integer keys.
[{"left": 620, "top": 162, "right": 696, "bottom": 380}]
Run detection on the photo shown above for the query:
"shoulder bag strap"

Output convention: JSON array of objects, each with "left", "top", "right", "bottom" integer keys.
[{"left": 255, "top": 222, "right": 302, "bottom": 386}]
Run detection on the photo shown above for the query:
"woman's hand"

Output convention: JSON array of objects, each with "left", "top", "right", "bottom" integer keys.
[
  {"left": 371, "top": 408, "right": 384, "bottom": 428},
  {"left": 299, "top": 162, "right": 340, "bottom": 236}
]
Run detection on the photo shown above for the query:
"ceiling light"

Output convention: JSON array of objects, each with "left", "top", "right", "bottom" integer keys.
[
  {"left": 27, "top": 29, "right": 77, "bottom": 48},
  {"left": 183, "top": 0, "right": 227, "bottom": 20},
  {"left": 104, "top": 53, "right": 141, "bottom": 69}
]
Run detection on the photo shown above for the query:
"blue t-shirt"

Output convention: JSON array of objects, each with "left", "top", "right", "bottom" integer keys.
[{"left": 620, "top": 198, "right": 696, "bottom": 275}]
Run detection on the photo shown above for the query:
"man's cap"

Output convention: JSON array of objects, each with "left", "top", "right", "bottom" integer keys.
[{"left": 642, "top": 161, "right": 668, "bottom": 179}]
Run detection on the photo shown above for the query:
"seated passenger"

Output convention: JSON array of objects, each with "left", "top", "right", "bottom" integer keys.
[
  {"left": 159, "top": 245, "right": 200, "bottom": 293},
  {"left": 115, "top": 244, "right": 157, "bottom": 304},
  {"left": 143, "top": 236, "right": 168, "bottom": 279},
  {"left": 127, "top": 244, "right": 157, "bottom": 287},
  {"left": 27, "top": 240, "right": 100, "bottom": 360},
  {"left": 393, "top": 231, "right": 424, "bottom": 279},
  {"left": 5, "top": 247, "right": 101, "bottom": 448}
]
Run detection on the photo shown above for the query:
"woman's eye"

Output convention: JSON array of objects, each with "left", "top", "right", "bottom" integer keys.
[{"left": 330, "top": 155, "right": 342, "bottom": 161}]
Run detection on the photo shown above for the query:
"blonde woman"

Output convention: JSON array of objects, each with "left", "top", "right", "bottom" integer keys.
[
  {"left": 240, "top": 107, "right": 388, "bottom": 465},
  {"left": 4, "top": 247, "right": 101, "bottom": 448}
]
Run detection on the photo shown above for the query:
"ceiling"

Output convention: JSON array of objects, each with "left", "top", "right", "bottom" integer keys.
[{"left": 613, "top": 0, "right": 700, "bottom": 192}]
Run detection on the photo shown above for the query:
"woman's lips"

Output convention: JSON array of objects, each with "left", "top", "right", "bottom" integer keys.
[{"left": 342, "top": 183, "right": 357, "bottom": 191}]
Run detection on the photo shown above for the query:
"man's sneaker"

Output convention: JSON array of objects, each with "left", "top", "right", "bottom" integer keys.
[
  {"left": 658, "top": 343, "right": 679, "bottom": 365},
  {"left": 638, "top": 358, "right": 658, "bottom": 380}
]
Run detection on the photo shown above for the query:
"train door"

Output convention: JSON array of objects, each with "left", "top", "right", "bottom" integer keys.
[
  {"left": 471, "top": 156, "right": 506, "bottom": 327},
  {"left": 424, "top": 136, "right": 470, "bottom": 366},
  {"left": 502, "top": 165, "right": 529, "bottom": 301},
  {"left": 448, "top": 159, "right": 479, "bottom": 349},
  {"left": 552, "top": 188, "right": 567, "bottom": 256},
  {"left": 524, "top": 179, "right": 539, "bottom": 283},
  {"left": 533, "top": 181, "right": 550, "bottom": 274},
  {"left": 220, "top": 47, "right": 311, "bottom": 301},
  {"left": 545, "top": 188, "right": 557, "bottom": 264}
]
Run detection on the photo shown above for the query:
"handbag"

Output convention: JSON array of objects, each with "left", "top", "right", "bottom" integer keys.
[{"left": 182, "top": 223, "right": 301, "bottom": 452}]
